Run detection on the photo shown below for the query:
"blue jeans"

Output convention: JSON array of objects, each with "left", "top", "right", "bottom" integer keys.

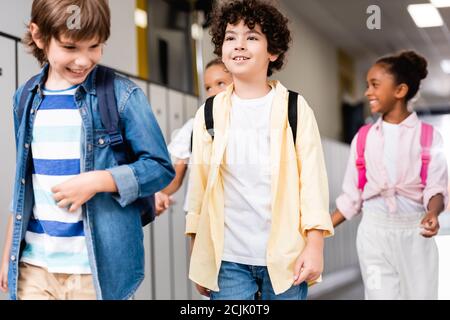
[{"left": 210, "top": 261, "right": 308, "bottom": 300}]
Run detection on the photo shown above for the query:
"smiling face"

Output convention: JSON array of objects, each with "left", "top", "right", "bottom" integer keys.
[
  {"left": 30, "top": 22, "right": 104, "bottom": 90},
  {"left": 221, "top": 20, "right": 278, "bottom": 81},
  {"left": 43, "top": 36, "right": 103, "bottom": 89},
  {"left": 365, "top": 63, "right": 401, "bottom": 114}
]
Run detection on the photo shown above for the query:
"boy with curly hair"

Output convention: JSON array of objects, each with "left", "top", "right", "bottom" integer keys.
[{"left": 186, "top": 0, "right": 334, "bottom": 300}]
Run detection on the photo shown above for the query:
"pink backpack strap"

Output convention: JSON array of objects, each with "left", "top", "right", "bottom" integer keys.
[
  {"left": 420, "top": 122, "right": 434, "bottom": 186},
  {"left": 356, "top": 124, "right": 372, "bottom": 191}
]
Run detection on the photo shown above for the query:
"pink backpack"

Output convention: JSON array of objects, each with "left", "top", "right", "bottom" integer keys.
[{"left": 356, "top": 122, "right": 433, "bottom": 190}]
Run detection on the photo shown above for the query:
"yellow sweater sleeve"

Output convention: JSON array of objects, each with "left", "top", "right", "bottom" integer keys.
[
  {"left": 185, "top": 105, "right": 210, "bottom": 235},
  {"left": 296, "top": 96, "right": 334, "bottom": 238}
]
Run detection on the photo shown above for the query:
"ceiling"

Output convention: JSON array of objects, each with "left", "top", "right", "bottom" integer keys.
[{"left": 284, "top": 0, "right": 450, "bottom": 109}]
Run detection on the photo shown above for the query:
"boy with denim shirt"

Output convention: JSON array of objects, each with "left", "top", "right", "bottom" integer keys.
[
  {"left": 0, "top": 0, "right": 174, "bottom": 300},
  {"left": 187, "top": 0, "right": 334, "bottom": 300}
]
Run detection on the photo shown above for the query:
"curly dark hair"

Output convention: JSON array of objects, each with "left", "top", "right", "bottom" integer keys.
[
  {"left": 209, "top": 0, "right": 291, "bottom": 77},
  {"left": 376, "top": 50, "right": 428, "bottom": 102}
]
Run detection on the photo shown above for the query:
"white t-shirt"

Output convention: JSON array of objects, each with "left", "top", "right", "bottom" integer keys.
[
  {"left": 167, "top": 118, "right": 194, "bottom": 212},
  {"left": 221, "top": 89, "right": 275, "bottom": 266},
  {"left": 363, "top": 121, "right": 424, "bottom": 214}
]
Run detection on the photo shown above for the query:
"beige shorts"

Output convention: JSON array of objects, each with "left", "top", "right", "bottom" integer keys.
[{"left": 17, "top": 262, "right": 96, "bottom": 300}]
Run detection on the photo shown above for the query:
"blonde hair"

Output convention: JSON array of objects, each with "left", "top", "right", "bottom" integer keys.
[{"left": 24, "top": 0, "right": 111, "bottom": 65}]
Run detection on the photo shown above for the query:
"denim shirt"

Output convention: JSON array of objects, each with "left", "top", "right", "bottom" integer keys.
[{"left": 8, "top": 65, "right": 175, "bottom": 300}]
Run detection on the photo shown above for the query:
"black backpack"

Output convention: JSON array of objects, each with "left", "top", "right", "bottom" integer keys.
[
  {"left": 17, "top": 65, "right": 155, "bottom": 226},
  {"left": 191, "top": 90, "right": 299, "bottom": 147}
]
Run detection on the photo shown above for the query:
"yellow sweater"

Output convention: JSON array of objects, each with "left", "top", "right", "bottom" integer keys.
[{"left": 185, "top": 80, "right": 334, "bottom": 294}]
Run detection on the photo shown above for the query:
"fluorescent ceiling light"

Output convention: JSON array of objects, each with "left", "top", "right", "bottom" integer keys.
[
  {"left": 430, "top": 0, "right": 450, "bottom": 8},
  {"left": 191, "top": 23, "right": 203, "bottom": 40},
  {"left": 135, "top": 8, "right": 148, "bottom": 29},
  {"left": 408, "top": 4, "right": 443, "bottom": 28},
  {"left": 441, "top": 60, "right": 450, "bottom": 74}
]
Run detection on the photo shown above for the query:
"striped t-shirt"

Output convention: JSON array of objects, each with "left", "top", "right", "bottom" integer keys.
[{"left": 20, "top": 85, "right": 91, "bottom": 274}]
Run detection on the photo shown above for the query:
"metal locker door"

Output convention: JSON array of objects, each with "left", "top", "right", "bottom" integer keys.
[
  {"left": 0, "top": 36, "right": 17, "bottom": 301},
  {"left": 168, "top": 90, "right": 184, "bottom": 133},
  {"left": 18, "top": 43, "right": 40, "bottom": 86},
  {"left": 148, "top": 84, "right": 171, "bottom": 299},
  {"left": 132, "top": 79, "right": 153, "bottom": 300},
  {"left": 149, "top": 84, "right": 168, "bottom": 141},
  {"left": 167, "top": 90, "right": 190, "bottom": 299},
  {"left": 182, "top": 94, "right": 202, "bottom": 299},
  {"left": 184, "top": 95, "right": 200, "bottom": 121}
]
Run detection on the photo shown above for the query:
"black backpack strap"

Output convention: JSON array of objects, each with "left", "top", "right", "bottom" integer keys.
[
  {"left": 96, "top": 65, "right": 155, "bottom": 226},
  {"left": 287, "top": 90, "right": 298, "bottom": 145},
  {"left": 204, "top": 95, "right": 216, "bottom": 140},
  {"left": 17, "top": 75, "right": 40, "bottom": 123},
  {"left": 96, "top": 65, "right": 129, "bottom": 165}
]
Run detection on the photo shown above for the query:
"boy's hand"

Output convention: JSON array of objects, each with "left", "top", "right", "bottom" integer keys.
[
  {"left": 195, "top": 283, "right": 211, "bottom": 297},
  {"left": 420, "top": 211, "right": 440, "bottom": 238},
  {"left": 155, "top": 192, "right": 173, "bottom": 216},
  {"left": 188, "top": 235, "right": 210, "bottom": 297},
  {"left": 1, "top": 215, "right": 13, "bottom": 293},
  {"left": 0, "top": 260, "right": 8, "bottom": 293},
  {"left": 52, "top": 171, "right": 116, "bottom": 213},
  {"left": 293, "top": 230, "right": 324, "bottom": 286}
]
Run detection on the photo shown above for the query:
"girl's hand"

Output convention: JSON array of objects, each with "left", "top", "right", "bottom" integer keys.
[
  {"left": 1, "top": 215, "right": 13, "bottom": 293},
  {"left": 155, "top": 192, "right": 173, "bottom": 216},
  {"left": 0, "top": 259, "right": 8, "bottom": 293},
  {"left": 420, "top": 212, "right": 440, "bottom": 238},
  {"left": 52, "top": 171, "right": 113, "bottom": 213}
]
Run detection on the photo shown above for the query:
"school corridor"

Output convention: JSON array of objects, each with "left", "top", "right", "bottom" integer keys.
[{"left": 1, "top": 0, "right": 450, "bottom": 300}]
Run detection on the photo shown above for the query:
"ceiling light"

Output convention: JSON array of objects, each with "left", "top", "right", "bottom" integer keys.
[
  {"left": 191, "top": 23, "right": 203, "bottom": 40},
  {"left": 430, "top": 0, "right": 450, "bottom": 8},
  {"left": 135, "top": 8, "right": 148, "bottom": 29},
  {"left": 408, "top": 4, "right": 443, "bottom": 28},
  {"left": 441, "top": 60, "right": 450, "bottom": 74}
]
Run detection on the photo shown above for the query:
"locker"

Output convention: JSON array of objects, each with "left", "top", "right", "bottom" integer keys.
[
  {"left": 184, "top": 95, "right": 200, "bottom": 121},
  {"left": 152, "top": 167, "right": 172, "bottom": 297},
  {"left": 132, "top": 79, "right": 149, "bottom": 98},
  {"left": 168, "top": 90, "right": 184, "bottom": 134},
  {"left": 149, "top": 84, "right": 168, "bottom": 141},
  {"left": 167, "top": 90, "right": 189, "bottom": 299},
  {"left": 132, "top": 79, "right": 153, "bottom": 300},
  {"left": 148, "top": 84, "right": 172, "bottom": 299},
  {"left": 181, "top": 95, "right": 200, "bottom": 299},
  {"left": 18, "top": 43, "right": 40, "bottom": 86},
  {"left": 0, "top": 37, "right": 17, "bottom": 301}
]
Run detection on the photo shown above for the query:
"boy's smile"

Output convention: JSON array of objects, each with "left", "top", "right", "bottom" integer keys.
[
  {"left": 44, "top": 36, "right": 103, "bottom": 90},
  {"left": 66, "top": 67, "right": 90, "bottom": 78},
  {"left": 30, "top": 27, "right": 104, "bottom": 90},
  {"left": 221, "top": 20, "right": 278, "bottom": 80},
  {"left": 232, "top": 56, "right": 250, "bottom": 62}
]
